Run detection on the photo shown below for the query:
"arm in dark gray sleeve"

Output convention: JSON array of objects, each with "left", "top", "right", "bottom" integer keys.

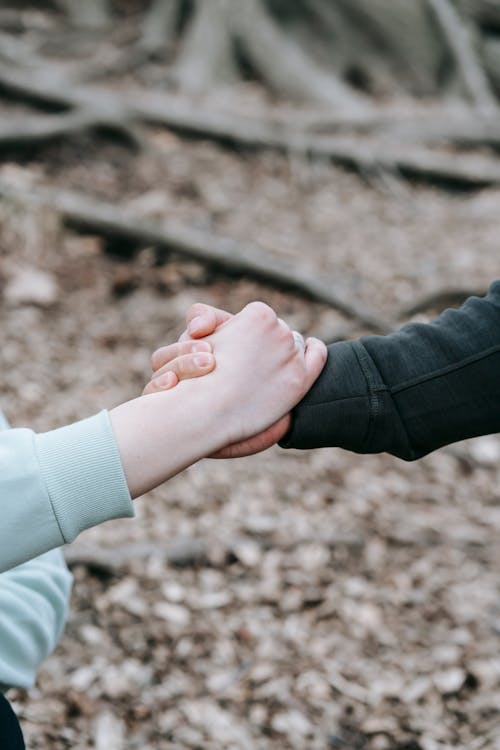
[{"left": 281, "top": 281, "right": 500, "bottom": 460}]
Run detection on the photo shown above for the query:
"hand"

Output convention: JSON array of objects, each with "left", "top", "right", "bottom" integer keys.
[
  {"left": 153, "top": 302, "right": 290, "bottom": 456},
  {"left": 150, "top": 302, "right": 324, "bottom": 456},
  {"left": 111, "top": 302, "right": 326, "bottom": 499},
  {"left": 210, "top": 414, "right": 291, "bottom": 458},
  {"left": 142, "top": 340, "right": 215, "bottom": 395},
  {"left": 195, "top": 301, "right": 326, "bottom": 447}
]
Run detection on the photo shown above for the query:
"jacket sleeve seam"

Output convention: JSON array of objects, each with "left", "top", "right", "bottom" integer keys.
[
  {"left": 351, "top": 342, "right": 381, "bottom": 452},
  {"left": 391, "top": 343, "right": 500, "bottom": 395}
]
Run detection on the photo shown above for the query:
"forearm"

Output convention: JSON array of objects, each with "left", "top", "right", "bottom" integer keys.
[
  {"left": 109, "top": 382, "right": 226, "bottom": 498},
  {"left": 282, "top": 281, "right": 500, "bottom": 459}
]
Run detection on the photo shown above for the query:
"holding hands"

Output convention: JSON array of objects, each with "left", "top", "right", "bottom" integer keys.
[{"left": 143, "top": 301, "right": 327, "bottom": 458}]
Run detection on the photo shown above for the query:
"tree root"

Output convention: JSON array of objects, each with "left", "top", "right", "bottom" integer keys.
[
  {"left": 173, "top": 0, "right": 238, "bottom": 94},
  {"left": 60, "top": 0, "right": 112, "bottom": 29},
  {"left": 460, "top": 0, "right": 500, "bottom": 33},
  {"left": 2, "top": 57, "right": 500, "bottom": 188},
  {"left": 296, "top": 106, "right": 500, "bottom": 149},
  {"left": 0, "top": 181, "right": 392, "bottom": 332},
  {"left": 482, "top": 36, "right": 500, "bottom": 95},
  {"left": 0, "top": 112, "right": 143, "bottom": 151},
  {"left": 426, "top": 0, "right": 498, "bottom": 110},
  {"left": 48, "top": 0, "right": 500, "bottom": 115},
  {"left": 233, "top": 0, "right": 368, "bottom": 113},
  {"left": 120, "top": 93, "right": 500, "bottom": 188},
  {"left": 139, "top": 0, "right": 180, "bottom": 57},
  {"left": 334, "top": 0, "right": 444, "bottom": 96}
]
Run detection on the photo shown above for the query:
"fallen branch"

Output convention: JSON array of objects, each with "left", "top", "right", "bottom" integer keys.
[
  {"left": 64, "top": 530, "right": 363, "bottom": 574},
  {"left": 0, "top": 181, "right": 392, "bottom": 332},
  {"left": 63, "top": 539, "right": 209, "bottom": 573}
]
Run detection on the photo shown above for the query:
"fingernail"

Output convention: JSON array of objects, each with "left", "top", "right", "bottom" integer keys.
[
  {"left": 153, "top": 372, "right": 175, "bottom": 388},
  {"left": 194, "top": 353, "right": 212, "bottom": 368},
  {"left": 191, "top": 341, "right": 211, "bottom": 353}
]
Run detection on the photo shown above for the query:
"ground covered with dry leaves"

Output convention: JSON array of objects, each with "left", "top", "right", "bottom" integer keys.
[{"left": 1, "top": 118, "right": 500, "bottom": 750}]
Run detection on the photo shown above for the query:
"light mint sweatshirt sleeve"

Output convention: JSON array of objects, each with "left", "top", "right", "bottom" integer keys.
[
  {"left": 0, "top": 549, "right": 73, "bottom": 689},
  {"left": 0, "top": 410, "right": 134, "bottom": 688},
  {"left": 0, "top": 410, "right": 134, "bottom": 572}
]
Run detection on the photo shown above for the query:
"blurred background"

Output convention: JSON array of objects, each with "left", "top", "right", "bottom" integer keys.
[{"left": 1, "top": 1, "right": 500, "bottom": 748}]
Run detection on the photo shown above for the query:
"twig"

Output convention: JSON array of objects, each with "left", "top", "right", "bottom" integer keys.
[
  {"left": 0, "top": 181, "right": 392, "bottom": 332},
  {"left": 63, "top": 539, "right": 209, "bottom": 573}
]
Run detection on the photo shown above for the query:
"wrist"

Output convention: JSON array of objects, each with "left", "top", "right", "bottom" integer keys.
[{"left": 110, "top": 384, "right": 224, "bottom": 499}]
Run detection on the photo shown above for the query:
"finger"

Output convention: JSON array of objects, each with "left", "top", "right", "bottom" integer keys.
[
  {"left": 210, "top": 415, "right": 291, "bottom": 459},
  {"left": 151, "top": 340, "right": 212, "bottom": 372},
  {"left": 186, "top": 303, "right": 233, "bottom": 338},
  {"left": 142, "top": 371, "right": 178, "bottom": 395},
  {"left": 303, "top": 337, "right": 328, "bottom": 388},
  {"left": 153, "top": 351, "right": 215, "bottom": 382}
]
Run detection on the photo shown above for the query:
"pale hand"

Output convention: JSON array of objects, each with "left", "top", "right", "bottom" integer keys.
[{"left": 149, "top": 302, "right": 314, "bottom": 457}]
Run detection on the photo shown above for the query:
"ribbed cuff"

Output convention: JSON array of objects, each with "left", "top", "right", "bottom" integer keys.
[{"left": 34, "top": 411, "right": 134, "bottom": 544}]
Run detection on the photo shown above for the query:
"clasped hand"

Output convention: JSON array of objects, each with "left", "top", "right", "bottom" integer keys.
[{"left": 143, "top": 301, "right": 326, "bottom": 457}]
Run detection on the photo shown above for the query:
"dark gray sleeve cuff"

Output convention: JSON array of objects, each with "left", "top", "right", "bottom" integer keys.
[
  {"left": 279, "top": 340, "right": 414, "bottom": 459},
  {"left": 279, "top": 340, "right": 371, "bottom": 452}
]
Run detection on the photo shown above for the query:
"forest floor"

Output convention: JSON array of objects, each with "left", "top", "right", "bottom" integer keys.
[{"left": 1, "top": 86, "right": 500, "bottom": 749}]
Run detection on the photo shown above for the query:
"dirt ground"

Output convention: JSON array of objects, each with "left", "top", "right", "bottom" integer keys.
[{"left": 1, "top": 109, "right": 500, "bottom": 749}]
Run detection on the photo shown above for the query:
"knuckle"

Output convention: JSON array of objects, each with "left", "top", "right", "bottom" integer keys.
[
  {"left": 245, "top": 300, "right": 275, "bottom": 323},
  {"left": 176, "top": 356, "right": 190, "bottom": 375},
  {"left": 186, "top": 303, "right": 206, "bottom": 323}
]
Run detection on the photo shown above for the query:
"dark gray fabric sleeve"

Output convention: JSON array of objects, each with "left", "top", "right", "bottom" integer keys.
[{"left": 280, "top": 281, "right": 500, "bottom": 460}]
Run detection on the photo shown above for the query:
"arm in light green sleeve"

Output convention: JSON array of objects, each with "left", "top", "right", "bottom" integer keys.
[
  {"left": 0, "top": 549, "right": 72, "bottom": 689},
  {"left": 0, "top": 410, "right": 135, "bottom": 688},
  {"left": 0, "top": 410, "right": 134, "bottom": 573}
]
